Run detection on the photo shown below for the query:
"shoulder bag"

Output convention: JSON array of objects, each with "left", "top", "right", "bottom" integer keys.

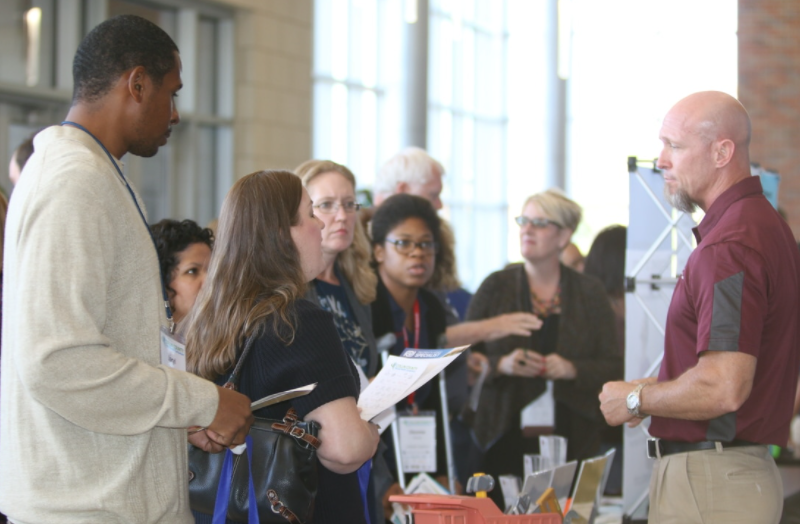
[{"left": 188, "top": 335, "right": 321, "bottom": 523}]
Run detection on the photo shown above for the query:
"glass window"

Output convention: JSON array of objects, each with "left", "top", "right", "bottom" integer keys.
[
  {"left": 98, "top": 1, "right": 232, "bottom": 225},
  {"left": 0, "top": 0, "right": 234, "bottom": 227},
  {"left": 428, "top": 0, "right": 509, "bottom": 292},
  {"left": 312, "top": 0, "right": 404, "bottom": 189},
  {"left": 0, "top": 0, "right": 55, "bottom": 87},
  {"left": 564, "top": 0, "right": 738, "bottom": 249},
  {"left": 108, "top": 0, "right": 172, "bottom": 27}
]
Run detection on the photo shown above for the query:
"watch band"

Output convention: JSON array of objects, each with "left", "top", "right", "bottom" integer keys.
[{"left": 628, "top": 383, "right": 646, "bottom": 417}]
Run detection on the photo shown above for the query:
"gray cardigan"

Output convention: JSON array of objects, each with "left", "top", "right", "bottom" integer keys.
[
  {"left": 305, "top": 263, "right": 378, "bottom": 378},
  {"left": 467, "top": 263, "right": 622, "bottom": 453}
]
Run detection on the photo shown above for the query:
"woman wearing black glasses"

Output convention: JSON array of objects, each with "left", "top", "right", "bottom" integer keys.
[
  {"left": 468, "top": 189, "right": 622, "bottom": 506},
  {"left": 370, "top": 194, "right": 451, "bottom": 498}
]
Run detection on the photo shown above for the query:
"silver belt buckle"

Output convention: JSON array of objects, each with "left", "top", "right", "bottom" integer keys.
[{"left": 646, "top": 438, "right": 661, "bottom": 459}]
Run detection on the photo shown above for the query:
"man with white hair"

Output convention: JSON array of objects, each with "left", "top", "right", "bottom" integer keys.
[
  {"left": 374, "top": 147, "right": 445, "bottom": 210},
  {"left": 374, "top": 147, "right": 543, "bottom": 346}
]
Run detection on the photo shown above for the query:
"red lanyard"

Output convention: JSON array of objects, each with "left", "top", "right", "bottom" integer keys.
[
  {"left": 403, "top": 299, "right": 421, "bottom": 406},
  {"left": 402, "top": 299, "right": 421, "bottom": 350}
]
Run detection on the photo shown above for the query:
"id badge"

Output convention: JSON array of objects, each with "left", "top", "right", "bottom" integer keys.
[
  {"left": 160, "top": 326, "right": 186, "bottom": 371},
  {"left": 520, "top": 380, "right": 555, "bottom": 432},
  {"left": 398, "top": 410, "right": 437, "bottom": 473}
]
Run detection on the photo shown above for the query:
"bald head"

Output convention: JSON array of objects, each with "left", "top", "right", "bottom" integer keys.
[
  {"left": 658, "top": 92, "right": 753, "bottom": 212},
  {"left": 670, "top": 91, "right": 751, "bottom": 160}
]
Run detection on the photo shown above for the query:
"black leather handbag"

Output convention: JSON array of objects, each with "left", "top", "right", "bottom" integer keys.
[{"left": 188, "top": 336, "right": 321, "bottom": 523}]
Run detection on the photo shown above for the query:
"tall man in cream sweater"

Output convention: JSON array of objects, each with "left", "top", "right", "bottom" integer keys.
[{"left": 0, "top": 15, "right": 253, "bottom": 523}]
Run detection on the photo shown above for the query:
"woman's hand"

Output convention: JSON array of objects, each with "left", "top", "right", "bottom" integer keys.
[
  {"left": 542, "top": 353, "right": 576, "bottom": 380},
  {"left": 497, "top": 348, "right": 545, "bottom": 377}
]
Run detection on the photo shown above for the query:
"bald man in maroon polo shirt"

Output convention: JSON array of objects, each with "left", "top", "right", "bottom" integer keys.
[{"left": 600, "top": 91, "right": 800, "bottom": 524}]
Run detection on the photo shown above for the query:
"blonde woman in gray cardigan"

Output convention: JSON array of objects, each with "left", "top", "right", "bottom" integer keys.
[{"left": 467, "top": 189, "right": 622, "bottom": 503}]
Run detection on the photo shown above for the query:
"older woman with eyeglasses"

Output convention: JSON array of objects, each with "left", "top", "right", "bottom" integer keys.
[
  {"left": 296, "top": 160, "right": 389, "bottom": 524},
  {"left": 467, "top": 189, "right": 622, "bottom": 506},
  {"left": 295, "top": 160, "right": 378, "bottom": 378}
]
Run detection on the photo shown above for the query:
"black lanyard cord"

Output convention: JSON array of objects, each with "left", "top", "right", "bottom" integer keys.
[{"left": 61, "top": 121, "right": 174, "bottom": 329}]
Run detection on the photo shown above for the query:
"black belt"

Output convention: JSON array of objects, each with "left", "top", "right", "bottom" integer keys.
[{"left": 647, "top": 438, "right": 761, "bottom": 459}]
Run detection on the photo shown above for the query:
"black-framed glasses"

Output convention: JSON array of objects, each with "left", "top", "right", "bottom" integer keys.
[
  {"left": 385, "top": 238, "right": 438, "bottom": 255},
  {"left": 313, "top": 200, "right": 362, "bottom": 215},
  {"left": 515, "top": 216, "right": 562, "bottom": 229}
]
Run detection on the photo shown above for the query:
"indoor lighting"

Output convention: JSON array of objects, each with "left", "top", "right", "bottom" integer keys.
[{"left": 25, "top": 7, "right": 42, "bottom": 87}]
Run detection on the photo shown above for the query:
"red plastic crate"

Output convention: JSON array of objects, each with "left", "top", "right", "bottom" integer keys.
[{"left": 389, "top": 494, "right": 562, "bottom": 524}]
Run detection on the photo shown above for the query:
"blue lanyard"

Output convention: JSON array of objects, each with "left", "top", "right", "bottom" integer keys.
[{"left": 61, "top": 121, "right": 175, "bottom": 329}]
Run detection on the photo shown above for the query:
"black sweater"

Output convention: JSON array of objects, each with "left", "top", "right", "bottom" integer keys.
[{"left": 203, "top": 299, "right": 365, "bottom": 524}]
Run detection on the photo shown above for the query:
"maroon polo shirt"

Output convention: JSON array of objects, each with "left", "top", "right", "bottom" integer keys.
[{"left": 649, "top": 176, "right": 800, "bottom": 445}]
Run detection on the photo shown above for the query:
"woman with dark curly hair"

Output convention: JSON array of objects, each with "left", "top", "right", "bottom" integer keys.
[
  {"left": 150, "top": 219, "right": 213, "bottom": 325},
  {"left": 370, "top": 194, "right": 453, "bottom": 497}
]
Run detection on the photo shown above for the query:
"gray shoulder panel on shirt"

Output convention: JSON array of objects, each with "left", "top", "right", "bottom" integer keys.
[{"left": 708, "top": 271, "right": 744, "bottom": 351}]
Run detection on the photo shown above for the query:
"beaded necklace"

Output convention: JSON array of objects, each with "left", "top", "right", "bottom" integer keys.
[{"left": 530, "top": 286, "right": 561, "bottom": 318}]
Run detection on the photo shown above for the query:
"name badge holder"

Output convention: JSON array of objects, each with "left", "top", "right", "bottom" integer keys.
[
  {"left": 380, "top": 350, "right": 458, "bottom": 494},
  {"left": 397, "top": 409, "right": 437, "bottom": 474},
  {"left": 160, "top": 327, "right": 187, "bottom": 371}
]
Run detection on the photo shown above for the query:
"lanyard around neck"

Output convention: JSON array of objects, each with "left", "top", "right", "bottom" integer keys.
[
  {"left": 61, "top": 121, "right": 175, "bottom": 330},
  {"left": 402, "top": 299, "right": 421, "bottom": 350},
  {"left": 402, "top": 299, "right": 421, "bottom": 407}
]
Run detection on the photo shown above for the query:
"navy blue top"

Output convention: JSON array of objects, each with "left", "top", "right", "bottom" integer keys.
[{"left": 315, "top": 279, "right": 371, "bottom": 375}]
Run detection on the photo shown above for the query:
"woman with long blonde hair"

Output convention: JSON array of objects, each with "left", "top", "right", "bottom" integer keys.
[
  {"left": 295, "top": 160, "right": 378, "bottom": 377},
  {"left": 186, "top": 170, "right": 379, "bottom": 524}
]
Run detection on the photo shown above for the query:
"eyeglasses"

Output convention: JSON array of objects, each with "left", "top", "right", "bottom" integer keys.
[
  {"left": 515, "top": 216, "right": 562, "bottom": 229},
  {"left": 313, "top": 200, "right": 362, "bottom": 215},
  {"left": 385, "top": 238, "right": 439, "bottom": 255}
]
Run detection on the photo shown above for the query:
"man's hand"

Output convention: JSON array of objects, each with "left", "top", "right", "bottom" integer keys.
[
  {"left": 205, "top": 386, "right": 254, "bottom": 447},
  {"left": 484, "top": 312, "right": 543, "bottom": 342},
  {"left": 599, "top": 380, "right": 642, "bottom": 427},
  {"left": 187, "top": 429, "right": 226, "bottom": 453},
  {"left": 497, "top": 348, "right": 545, "bottom": 377}
]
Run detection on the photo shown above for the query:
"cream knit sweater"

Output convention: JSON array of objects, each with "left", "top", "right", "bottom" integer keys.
[{"left": 0, "top": 126, "right": 219, "bottom": 523}]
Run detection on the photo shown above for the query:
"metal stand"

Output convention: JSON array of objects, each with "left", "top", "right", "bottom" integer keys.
[
  {"left": 438, "top": 368, "right": 457, "bottom": 494},
  {"left": 622, "top": 156, "right": 697, "bottom": 517}
]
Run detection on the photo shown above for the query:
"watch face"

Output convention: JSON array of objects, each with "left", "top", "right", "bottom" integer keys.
[{"left": 627, "top": 392, "right": 638, "bottom": 411}]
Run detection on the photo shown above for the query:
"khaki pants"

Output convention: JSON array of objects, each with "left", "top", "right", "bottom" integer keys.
[{"left": 648, "top": 445, "right": 782, "bottom": 524}]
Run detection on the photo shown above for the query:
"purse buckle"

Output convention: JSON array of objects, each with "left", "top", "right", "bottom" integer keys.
[{"left": 290, "top": 426, "right": 306, "bottom": 439}]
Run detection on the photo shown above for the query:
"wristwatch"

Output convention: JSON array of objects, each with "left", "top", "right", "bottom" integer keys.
[{"left": 626, "top": 383, "right": 646, "bottom": 417}]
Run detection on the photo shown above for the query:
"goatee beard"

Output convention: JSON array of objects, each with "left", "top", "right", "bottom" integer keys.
[{"left": 664, "top": 184, "right": 697, "bottom": 214}]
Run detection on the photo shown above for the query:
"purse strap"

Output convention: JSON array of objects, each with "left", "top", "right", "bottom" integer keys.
[
  {"left": 222, "top": 334, "right": 257, "bottom": 391},
  {"left": 212, "top": 435, "right": 260, "bottom": 524}
]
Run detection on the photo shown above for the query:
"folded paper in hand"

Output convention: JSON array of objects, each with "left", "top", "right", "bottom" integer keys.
[{"left": 357, "top": 345, "right": 469, "bottom": 422}]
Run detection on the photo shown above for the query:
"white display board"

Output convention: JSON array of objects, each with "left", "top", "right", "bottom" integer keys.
[{"left": 622, "top": 159, "right": 697, "bottom": 517}]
